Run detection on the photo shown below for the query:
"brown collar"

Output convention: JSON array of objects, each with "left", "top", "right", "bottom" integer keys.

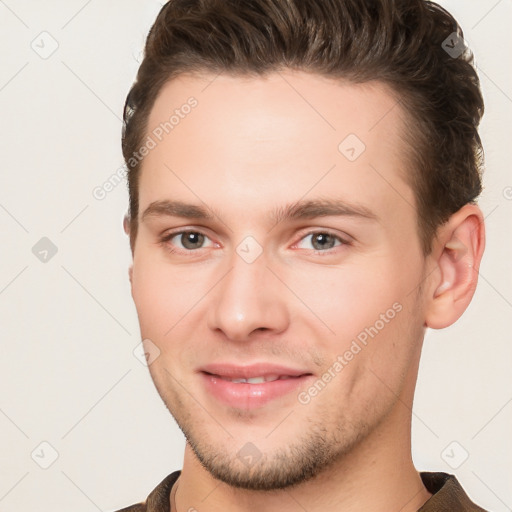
[{"left": 117, "top": 470, "right": 488, "bottom": 511}]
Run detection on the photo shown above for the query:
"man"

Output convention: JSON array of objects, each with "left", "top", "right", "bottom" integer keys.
[{"left": 117, "top": 0, "right": 488, "bottom": 510}]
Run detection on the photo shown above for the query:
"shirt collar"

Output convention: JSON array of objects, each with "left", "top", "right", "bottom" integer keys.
[{"left": 137, "top": 470, "right": 487, "bottom": 511}]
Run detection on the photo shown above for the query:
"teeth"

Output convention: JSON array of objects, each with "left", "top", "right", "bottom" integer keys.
[{"left": 223, "top": 375, "right": 283, "bottom": 383}]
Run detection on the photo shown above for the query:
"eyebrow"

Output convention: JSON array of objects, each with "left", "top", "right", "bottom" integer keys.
[
  {"left": 142, "top": 200, "right": 216, "bottom": 221},
  {"left": 269, "top": 198, "right": 378, "bottom": 224},
  {"left": 141, "top": 198, "right": 379, "bottom": 224}
]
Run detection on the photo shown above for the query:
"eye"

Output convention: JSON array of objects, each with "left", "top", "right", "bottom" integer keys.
[
  {"left": 159, "top": 229, "right": 349, "bottom": 255},
  {"left": 161, "top": 230, "right": 215, "bottom": 251},
  {"left": 295, "top": 231, "right": 348, "bottom": 252}
]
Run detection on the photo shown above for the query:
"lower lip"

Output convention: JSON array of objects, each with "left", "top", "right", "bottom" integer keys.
[{"left": 200, "top": 372, "right": 312, "bottom": 409}]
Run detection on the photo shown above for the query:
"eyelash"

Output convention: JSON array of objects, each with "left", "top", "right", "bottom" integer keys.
[{"left": 159, "top": 229, "right": 351, "bottom": 256}]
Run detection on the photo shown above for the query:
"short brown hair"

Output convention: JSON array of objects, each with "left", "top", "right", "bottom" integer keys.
[{"left": 122, "top": 0, "right": 484, "bottom": 254}]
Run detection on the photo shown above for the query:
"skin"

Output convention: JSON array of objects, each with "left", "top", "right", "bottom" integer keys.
[{"left": 124, "top": 70, "right": 485, "bottom": 512}]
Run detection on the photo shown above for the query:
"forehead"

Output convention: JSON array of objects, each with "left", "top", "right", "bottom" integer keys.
[{"left": 139, "top": 71, "right": 415, "bottom": 229}]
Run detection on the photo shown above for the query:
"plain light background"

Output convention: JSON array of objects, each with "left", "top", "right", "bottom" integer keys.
[{"left": 0, "top": 1, "right": 510, "bottom": 510}]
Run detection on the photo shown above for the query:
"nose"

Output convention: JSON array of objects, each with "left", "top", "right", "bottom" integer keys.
[{"left": 206, "top": 247, "right": 290, "bottom": 342}]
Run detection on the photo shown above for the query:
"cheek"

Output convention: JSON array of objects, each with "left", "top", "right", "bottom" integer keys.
[
  {"left": 131, "top": 253, "right": 185, "bottom": 338},
  {"left": 285, "top": 263, "right": 402, "bottom": 341},
  {"left": 131, "top": 250, "right": 218, "bottom": 344},
  {"left": 286, "top": 257, "right": 423, "bottom": 379}
]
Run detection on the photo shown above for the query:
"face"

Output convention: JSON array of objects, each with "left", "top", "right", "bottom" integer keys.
[{"left": 129, "top": 71, "right": 429, "bottom": 490}]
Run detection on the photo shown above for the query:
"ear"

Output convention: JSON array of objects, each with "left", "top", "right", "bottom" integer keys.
[
  {"left": 123, "top": 213, "right": 134, "bottom": 284},
  {"left": 123, "top": 212, "right": 131, "bottom": 236},
  {"left": 424, "top": 204, "right": 485, "bottom": 329}
]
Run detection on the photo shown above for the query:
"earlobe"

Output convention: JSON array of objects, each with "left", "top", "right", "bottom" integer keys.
[{"left": 425, "top": 204, "right": 485, "bottom": 329}]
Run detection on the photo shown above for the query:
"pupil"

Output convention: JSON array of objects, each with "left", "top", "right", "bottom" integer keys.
[
  {"left": 182, "top": 232, "right": 204, "bottom": 249},
  {"left": 313, "top": 233, "right": 334, "bottom": 250}
]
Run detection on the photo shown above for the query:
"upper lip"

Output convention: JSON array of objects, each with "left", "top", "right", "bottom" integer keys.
[{"left": 200, "top": 363, "right": 312, "bottom": 379}]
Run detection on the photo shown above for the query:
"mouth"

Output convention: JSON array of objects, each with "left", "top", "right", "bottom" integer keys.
[
  {"left": 198, "top": 363, "right": 314, "bottom": 409},
  {"left": 200, "top": 362, "right": 312, "bottom": 379},
  {"left": 205, "top": 374, "right": 301, "bottom": 384}
]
